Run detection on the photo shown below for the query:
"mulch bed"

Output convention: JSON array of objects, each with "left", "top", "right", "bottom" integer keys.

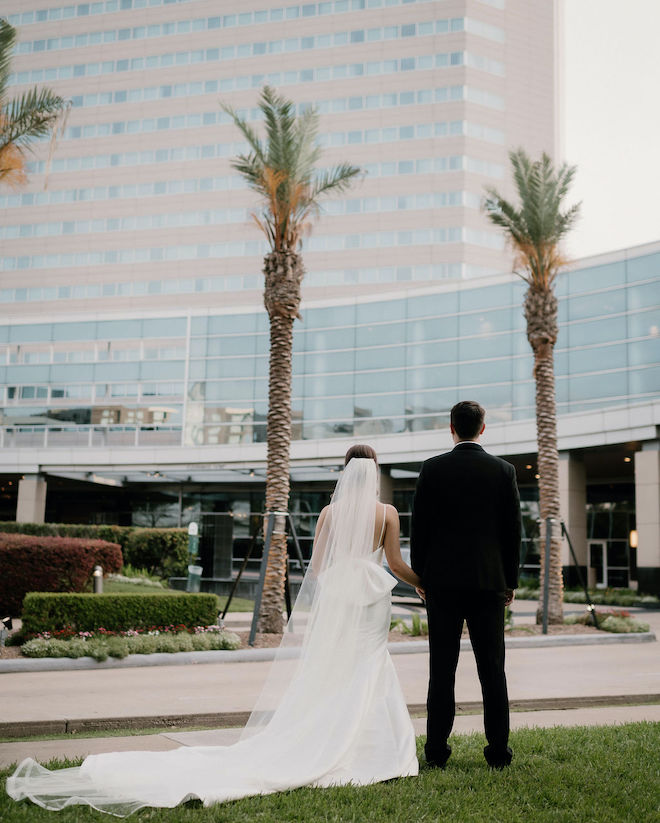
[{"left": 235, "top": 623, "right": 602, "bottom": 650}]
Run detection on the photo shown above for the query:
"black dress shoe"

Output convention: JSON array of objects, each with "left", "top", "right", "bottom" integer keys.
[
  {"left": 425, "top": 744, "right": 451, "bottom": 769},
  {"left": 484, "top": 745, "right": 513, "bottom": 769}
]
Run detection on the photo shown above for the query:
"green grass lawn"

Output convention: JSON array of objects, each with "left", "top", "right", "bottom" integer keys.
[
  {"left": 2, "top": 723, "right": 658, "bottom": 822},
  {"left": 101, "top": 580, "right": 254, "bottom": 613}
]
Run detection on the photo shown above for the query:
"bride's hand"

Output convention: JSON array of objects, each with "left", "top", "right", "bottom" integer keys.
[{"left": 415, "top": 586, "right": 426, "bottom": 602}]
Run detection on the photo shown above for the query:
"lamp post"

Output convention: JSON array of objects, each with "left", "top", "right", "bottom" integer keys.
[
  {"left": 186, "top": 521, "right": 202, "bottom": 593},
  {"left": 92, "top": 565, "right": 103, "bottom": 594}
]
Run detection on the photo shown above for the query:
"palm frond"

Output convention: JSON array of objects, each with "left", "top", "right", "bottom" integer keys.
[
  {"left": 219, "top": 102, "right": 265, "bottom": 166},
  {"left": 311, "top": 163, "right": 362, "bottom": 200},
  {"left": 0, "top": 19, "right": 17, "bottom": 102},
  {"left": 0, "top": 87, "right": 70, "bottom": 153},
  {"left": 0, "top": 142, "right": 27, "bottom": 188},
  {"left": 222, "top": 85, "right": 363, "bottom": 252},
  {"left": 483, "top": 148, "right": 580, "bottom": 289}
]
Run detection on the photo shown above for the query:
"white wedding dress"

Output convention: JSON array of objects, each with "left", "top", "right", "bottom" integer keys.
[{"left": 7, "top": 459, "right": 418, "bottom": 816}]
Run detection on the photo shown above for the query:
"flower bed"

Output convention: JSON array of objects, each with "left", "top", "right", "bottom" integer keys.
[
  {"left": 565, "top": 608, "right": 650, "bottom": 634},
  {"left": 20, "top": 625, "right": 240, "bottom": 661}
]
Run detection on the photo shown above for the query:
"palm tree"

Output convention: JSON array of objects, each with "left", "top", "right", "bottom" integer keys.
[
  {"left": 0, "top": 19, "right": 69, "bottom": 189},
  {"left": 224, "top": 86, "right": 361, "bottom": 633},
  {"left": 484, "top": 149, "right": 580, "bottom": 624}
]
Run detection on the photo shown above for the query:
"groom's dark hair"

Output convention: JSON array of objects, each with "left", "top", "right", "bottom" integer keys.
[{"left": 450, "top": 401, "right": 485, "bottom": 440}]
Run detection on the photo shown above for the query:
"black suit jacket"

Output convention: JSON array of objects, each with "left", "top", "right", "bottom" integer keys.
[{"left": 410, "top": 442, "right": 522, "bottom": 592}]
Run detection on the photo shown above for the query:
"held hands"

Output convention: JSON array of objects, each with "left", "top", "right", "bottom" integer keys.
[
  {"left": 415, "top": 586, "right": 426, "bottom": 602},
  {"left": 504, "top": 589, "right": 515, "bottom": 606}
]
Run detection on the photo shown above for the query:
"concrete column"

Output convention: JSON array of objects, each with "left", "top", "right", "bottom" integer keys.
[
  {"left": 634, "top": 442, "right": 660, "bottom": 595},
  {"left": 379, "top": 468, "right": 394, "bottom": 504},
  {"left": 16, "top": 474, "right": 47, "bottom": 523},
  {"left": 558, "top": 452, "right": 587, "bottom": 587}
]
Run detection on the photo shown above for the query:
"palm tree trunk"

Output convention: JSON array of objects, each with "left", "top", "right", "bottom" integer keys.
[
  {"left": 524, "top": 287, "right": 564, "bottom": 624},
  {"left": 258, "top": 250, "right": 304, "bottom": 634}
]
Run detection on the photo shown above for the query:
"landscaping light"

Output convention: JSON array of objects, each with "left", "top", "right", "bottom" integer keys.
[
  {"left": 629, "top": 530, "right": 638, "bottom": 549},
  {"left": 93, "top": 565, "right": 103, "bottom": 594}
]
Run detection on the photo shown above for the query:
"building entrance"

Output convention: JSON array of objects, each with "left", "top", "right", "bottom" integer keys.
[{"left": 588, "top": 540, "right": 630, "bottom": 589}]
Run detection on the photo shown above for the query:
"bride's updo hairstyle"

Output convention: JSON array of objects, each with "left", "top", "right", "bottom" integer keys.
[{"left": 344, "top": 444, "right": 378, "bottom": 467}]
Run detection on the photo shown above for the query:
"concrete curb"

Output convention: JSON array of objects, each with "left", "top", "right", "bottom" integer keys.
[
  {"left": 3, "top": 694, "right": 660, "bottom": 740},
  {"left": 0, "top": 631, "right": 655, "bottom": 673}
]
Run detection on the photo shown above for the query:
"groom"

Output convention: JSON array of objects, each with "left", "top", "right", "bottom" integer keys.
[{"left": 411, "top": 400, "right": 521, "bottom": 769}]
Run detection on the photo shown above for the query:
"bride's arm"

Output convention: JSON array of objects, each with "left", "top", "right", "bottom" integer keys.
[
  {"left": 310, "top": 506, "right": 329, "bottom": 575},
  {"left": 382, "top": 504, "right": 422, "bottom": 589}
]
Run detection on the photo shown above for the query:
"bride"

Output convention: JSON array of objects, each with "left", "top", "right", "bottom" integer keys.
[{"left": 7, "top": 444, "right": 423, "bottom": 815}]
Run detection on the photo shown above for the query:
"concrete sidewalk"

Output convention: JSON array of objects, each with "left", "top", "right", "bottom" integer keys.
[
  {"left": 2, "top": 704, "right": 659, "bottom": 769},
  {"left": 3, "top": 632, "right": 658, "bottom": 727}
]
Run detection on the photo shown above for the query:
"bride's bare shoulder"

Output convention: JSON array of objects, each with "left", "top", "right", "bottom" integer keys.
[{"left": 378, "top": 501, "right": 399, "bottom": 519}]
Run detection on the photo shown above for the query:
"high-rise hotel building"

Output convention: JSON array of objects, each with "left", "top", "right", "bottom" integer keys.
[{"left": 2, "top": 1, "right": 659, "bottom": 592}]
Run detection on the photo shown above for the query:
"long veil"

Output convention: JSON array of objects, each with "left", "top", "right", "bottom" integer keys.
[
  {"left": 241, "top": 457, "right": 394, "bottom": 737},
  {"left": 7, "top": 458, "right": 404, "bottom": 816}
]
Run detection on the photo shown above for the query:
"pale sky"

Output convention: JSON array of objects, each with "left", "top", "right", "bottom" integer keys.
[{"left": 561, "top": 0, "right": 660, "bottom": 260}]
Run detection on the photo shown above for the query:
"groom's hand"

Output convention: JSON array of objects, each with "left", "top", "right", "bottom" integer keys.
[{"left": 504, "top": 589, "right": 515, "bottom": 606}]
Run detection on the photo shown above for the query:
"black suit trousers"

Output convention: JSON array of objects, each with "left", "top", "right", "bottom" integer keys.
[{"left": 425, "top": 588, "right": 510, "bottom": 760}]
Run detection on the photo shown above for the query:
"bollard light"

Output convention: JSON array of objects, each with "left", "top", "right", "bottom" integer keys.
[
  {"left": 187, "top": 521, "right": 199, "bottom": 557},
  {"left": 0, "top": 616, "right": 12, "bottom": 648},
  {"left": 93, "top": 565, "right": 103, "bottom": 594},
  {"left": 186, "top": 522, "right": 201, "bottom": 593}
]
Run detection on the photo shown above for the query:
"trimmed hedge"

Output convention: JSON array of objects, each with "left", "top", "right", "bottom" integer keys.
[
  {"left": 21, "top": 592, "right": 218, "bottom": 635},
  {"left": 0, "top": 533, "right": 123, "bottom": 616},
  {"left": 0, "top": 522, "right": 188, "bottom": 576},
  {"left": 0, "top": 521, "right": 128, "bottom": 545}
]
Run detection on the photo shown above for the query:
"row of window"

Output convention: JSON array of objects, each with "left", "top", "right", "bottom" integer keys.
[
  {"left": 66, "top": 55, "right": 504, "bottom": 114},
  {"left": 61, "top": 89, "right": 502, "bottom": 145},
  {"left": 7, "top": 0, "right": 197, "bottom": 27},
  {"left": 4, "top": 330, "right": 657, "bottom": 393},
  {"left": 0, "top": 191, "right": 480, "bottom": 240},
  {"left": 1, "top": 226, "right": 506, "bottom": 271},
  {"left": 5, "top": 383, "right": 184, "bottom": 401},
  {"left": 5, "top": 154, "right": 500, "bottom": 210},
  {"left": 2, "top": 344, "right": 186, "bottom": 365},
  {"left": 9, "top": 0, "right": 504, "bottom": 30},
  {"left": 4, "top": 362, "right": 658, "bottom": 412},
  {"left": 17, "top": 15, "right": 486, "bottom": 57}
]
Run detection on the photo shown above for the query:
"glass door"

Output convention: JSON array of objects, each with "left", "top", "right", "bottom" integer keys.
[{"left": 588, "top": 541, "right": 607, "bottom": 588}]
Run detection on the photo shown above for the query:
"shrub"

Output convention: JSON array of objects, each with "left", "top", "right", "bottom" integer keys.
[
  {"left": 0, "top": 521, "right": 129, "bottom": 547},
  {"left": 21, "top": 592, "right": 217, "bottom": 635},
  {"left": 389, "top": 616, "right": 428, "bottom": 636},
  {"left": 0, "top": 533, "right": 122, "bottom": 616},
  {"left": 123, "top": 529, "right": 188, "bottom": 577}
]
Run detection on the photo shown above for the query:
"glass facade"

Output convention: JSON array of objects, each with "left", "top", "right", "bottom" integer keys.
[{"left": 2, "top": 250, "right": 658, "bottom": 449}]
